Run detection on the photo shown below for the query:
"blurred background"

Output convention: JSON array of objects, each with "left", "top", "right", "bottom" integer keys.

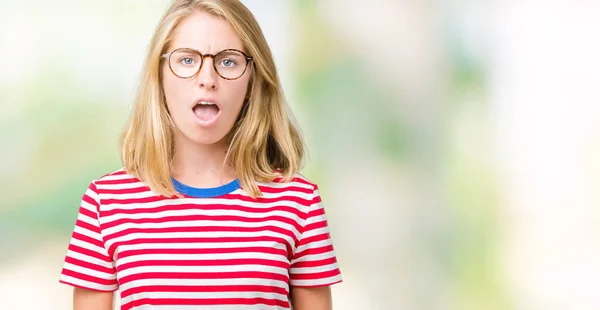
[{"left": 1, "top": 0, "right": 599, "bottom": 309}]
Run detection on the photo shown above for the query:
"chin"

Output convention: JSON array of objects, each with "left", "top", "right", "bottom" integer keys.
[{"left": 181, "top": 127, "right": 230, "bottom": 146}]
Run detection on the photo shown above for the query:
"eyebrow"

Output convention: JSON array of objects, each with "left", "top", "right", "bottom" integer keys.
[
  {"left": 162, "top": 47, "right": 252, "bottom": 60},
  {"left": 167, "top": 47, "right": 247, "bottom": 53}
]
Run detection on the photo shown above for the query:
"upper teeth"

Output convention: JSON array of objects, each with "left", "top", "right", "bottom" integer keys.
[{"left": 198, "top": 101, "right": 214, "bottom": 105}]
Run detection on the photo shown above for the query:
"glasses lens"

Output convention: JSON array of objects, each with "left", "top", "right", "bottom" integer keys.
[
  {"left": 214, "top": 50, "right": 248, "bottom": 79},
  {"left": 169, "top": 49, "right": 201, "bottom": 78}
]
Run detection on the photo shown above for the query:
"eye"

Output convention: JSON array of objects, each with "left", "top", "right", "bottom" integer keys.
[
  {"left": 179, "top": 57, "right": 196, "bottom": 65},
  {"left": 220, "top": 58, "right": 237, "bottom": 67}
]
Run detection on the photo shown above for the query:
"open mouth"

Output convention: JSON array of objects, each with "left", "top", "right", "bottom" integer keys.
[{"left": 193, "top": 101, "right": 220, "bottom": 124}]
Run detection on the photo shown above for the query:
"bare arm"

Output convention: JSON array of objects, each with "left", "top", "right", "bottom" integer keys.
[
  {"left": 290, "top": 286, "right": 332, "bottom": 310},
  {"left": 73, "top": 287, "right": 114, "bottom": 310}
]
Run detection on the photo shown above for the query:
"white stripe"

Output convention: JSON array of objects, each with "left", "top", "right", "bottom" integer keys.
[
  {"left": 121, "top": 291, "right": 288, "bottom": 306},
  {"left": 63, "top": 262, "right": 116, "bottom": 280},
  {"left": 295, "top": 239, "right": 332, "bottom": 254},
  {"left": 72, "top": 225, "right": 104, "bottom": 243},
  {"left": 289, "top": 262, "right": 340, "bottom": 275},
  {"left": 97, "top": 182, "right": 147, "bottom": 191},
  {"left": 132, "top": 304, "right": 284, "bottom": 310},
  {"left": 101, "top": 190, "right": 157, "bottom": 200},
  {"left": 101, "top": 196, "right": 310, "bottom": 212},
  {"left": 105, "top": 231, "right": 296, "bottom": 249},
  {"left": 102, "top": 219, "right": 300, "bottom": 237},
  {"left": 305, "top": 213, "right": 327, "bottom": 224},
  {"left": 118, "top": 278, "right": 289, "bottom": 292},
  {"left": 85, "top": 186, "right": 100, "bottom": 200},
  {"left": 99, "top": 187, "right": 312, "bottom": 202},
  {"left": 256, "top": 180, "right": 314, "bottom": 190},
  {"left": 59, "top": 274, "right": 117, "bottom": 291},
  {"left": 96, "top": 172, "right": 132, "bottom": 182},
  {"left": 66, "top": 250, "right": 115, "bottom": 271},
  {"left": 289, "top": 274, "right": 342, "bottom": 287},
  {"left": 69, "top": 237, "right": 108, "bottom": 256},
  {"left": 102, "top": 208, "right": 304, "bottom": 224},
  {"left": 117, "top": 240, "right": 288, "bottom": 251},
  {"left": 74, "top": 211, "right": 100, "bottom": 227},
  {"left": 248, "top": 190, "right": 312, "bottom": 201},
  {"left": 79, "top": 198, "right": 99, "bottom": 214},
  {"left": 116, "top": 252, "right": 288, "bottom": 266},
  {"left": 291, "top": 251, "right": 336, "bottom": 264},
  {"left": 118, "top": 264, "right": 289, "bottom": 279},
  {"left": 300, "top": 225, "right": 329, "bottom": 239}
]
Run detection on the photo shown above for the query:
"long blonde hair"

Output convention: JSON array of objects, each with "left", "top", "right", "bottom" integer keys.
[{"left": 120, "top": 0, "right": 305, "bottom": 198}]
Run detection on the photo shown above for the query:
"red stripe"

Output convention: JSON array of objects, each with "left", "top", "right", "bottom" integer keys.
[
  {"left": 95, "top": 177, "right": 140, "bottom": 185},
  {"left": 290, "top": 256, "right": 338, "bottom": 268},
  {"left": 107, "top": 236, "right": 294, "bottom": 259},
  {"left": 105, "top": 225, "right": 299, "bottom": 242},
  {"left": 103, "top": 195, "right": 168, "bottom": 205},
  {"left": 118, "top": 246, "right": 287, "bottom": 259},
  {"left": 108, "top": 170, "right": 128, "bottom": 176},
  {"left": 65, "top": 256, "right": 115, "bottom": 274},
  {"left": 289, "top": 268, "right": 341, "bottom": 280},
  {"left": 101, "top": 203, "right": 305, "bottom": 219},
  {"left": 77, "top": 205, "right": 97, "bottom": 220},
  {"left": 118, "top": 258, "right": 289, "bottom": 272},
  {"left": 307, "top": 207, "right": 326, "bottom": 218},
  {"left": 61, "top": 268, "right": 117, "bottom": 286},
  {"left": 82, "top": 193, "right": 99, "bottom": 209},
  {"left": 103, "top": 214, "right": 303, "bottom": 232},
  {"left": 68, "top": 243, "right": 112, "bottom": 263},
  {"left": 226, "top": 193, "right": 313, "bottom": 206},
  {"left": 312, "top": 194, "right": 322, "bottom": 205},
  {"left": 293, "top": 244, "right": 335, "bottom": 259},
  {"left": 272, "top": 176, "right": 313, "bottom": 187},
  {"left": 122, "top": 297, "right": 289, "bottom": 309},
  {"left": 71, "top": 231, "right": 104, "bottom": 248},
  {"left": 119, "top": 271, "right": 289, "bottom": 285},
  {"left": 98, "top": 186, "right": 151, "bottom": 195},
  {"left": 109, "top": 235, "right": 288, "bottom": 247},
  {"left": 103, "top": 194, "right": 312, "bottom": 207},
  {"left": 76, "top": 218, "right": 102, "bottom": 234},
  {"left": 296, "top": 232, "right": 330, "bottom": 248},
  {"left": 256, "top": 185, "right": 313, "bottom": 194},
  {"left": 121, "top": 284, "right": 288, "bottom": 298}
]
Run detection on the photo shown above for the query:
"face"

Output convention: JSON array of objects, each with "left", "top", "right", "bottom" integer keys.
[{"left": 162, "top": 10, "right": 252, "bottom": 147}]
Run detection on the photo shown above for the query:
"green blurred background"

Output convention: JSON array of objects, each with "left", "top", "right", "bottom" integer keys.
[{"left": 1, "top": 1, "right": 599, "bottom": 309}]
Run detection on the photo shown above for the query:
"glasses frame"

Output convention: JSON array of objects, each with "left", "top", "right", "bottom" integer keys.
[{"left": 161, "top": 48, "right": 253, "bottom": 80}]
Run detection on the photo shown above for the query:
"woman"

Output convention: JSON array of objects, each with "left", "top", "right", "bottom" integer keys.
[{"left": 58, "top": 0, "right": 342, "bottom": 309}]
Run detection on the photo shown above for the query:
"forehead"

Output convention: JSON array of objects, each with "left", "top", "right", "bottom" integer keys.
[{"left": 170, "top": 9, "right": 245, "bottom": 53}]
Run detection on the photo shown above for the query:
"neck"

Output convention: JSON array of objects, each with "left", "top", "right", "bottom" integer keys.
[{"left": 171, "top": 134, "right": 237, "bottom": 188}]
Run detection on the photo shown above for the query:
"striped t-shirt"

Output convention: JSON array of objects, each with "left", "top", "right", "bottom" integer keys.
[{"left": 59, "top": 168, "right": 342, "bottom": 309}]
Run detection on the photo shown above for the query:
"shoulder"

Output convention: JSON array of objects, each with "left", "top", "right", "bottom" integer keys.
[
  {"left": 261, "top": 172, "right": 318, "bottom": 190},
  {"left": 255, "top": 172, "right": 321, "bottom": 206},
  {"left": 88, "top": 167, "right": 145, "bottom": 192}
]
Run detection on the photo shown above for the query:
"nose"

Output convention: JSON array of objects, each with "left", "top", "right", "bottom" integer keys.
[{"left": 197, "top": 56, "right": 218, "bottom": 90}]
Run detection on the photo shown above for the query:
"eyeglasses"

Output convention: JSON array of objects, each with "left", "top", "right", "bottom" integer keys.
[{"left": 161, "top": 48, "right": 253, "bottom": 80}]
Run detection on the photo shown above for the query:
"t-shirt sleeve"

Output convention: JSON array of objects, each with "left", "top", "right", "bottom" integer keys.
[
  {"left": 289, "top": 184, "right": 342, "bottom": 287},
  {"left": 59, "top": 181, "right": 118, "bottom": 292}
]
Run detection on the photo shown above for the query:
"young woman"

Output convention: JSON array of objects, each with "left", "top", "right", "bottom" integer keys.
[{"left": 58, "top": 0, "right": 342, "bottom": 309}]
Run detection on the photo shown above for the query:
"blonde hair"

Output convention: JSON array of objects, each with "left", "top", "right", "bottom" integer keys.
[{"left": 120, "top": 0, "right": 305, "bottom": 198}]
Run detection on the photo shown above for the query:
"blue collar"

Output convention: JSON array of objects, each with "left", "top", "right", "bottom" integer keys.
[{"left": 171, "top": 177, "right": 241, "bottom": 198}]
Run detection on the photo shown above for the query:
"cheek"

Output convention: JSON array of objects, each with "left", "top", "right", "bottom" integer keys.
[
  {"left": 227, "top": 78, "right": 250, "bottom": 106},
  {"left": 162, "top": 72, "right": 185, "bottom": 111}
]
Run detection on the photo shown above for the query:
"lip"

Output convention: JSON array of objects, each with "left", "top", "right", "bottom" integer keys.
[
  {"left": 192, "top": 97, "right": 221, "bottom": 126},
  {"left": 193, "top": 97, "right": 221, "bottom": 110}
]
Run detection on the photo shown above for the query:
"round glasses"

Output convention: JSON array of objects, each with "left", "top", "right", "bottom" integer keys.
[{"left": 161, "top": 48, "right": 253, "bottom": 80}]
